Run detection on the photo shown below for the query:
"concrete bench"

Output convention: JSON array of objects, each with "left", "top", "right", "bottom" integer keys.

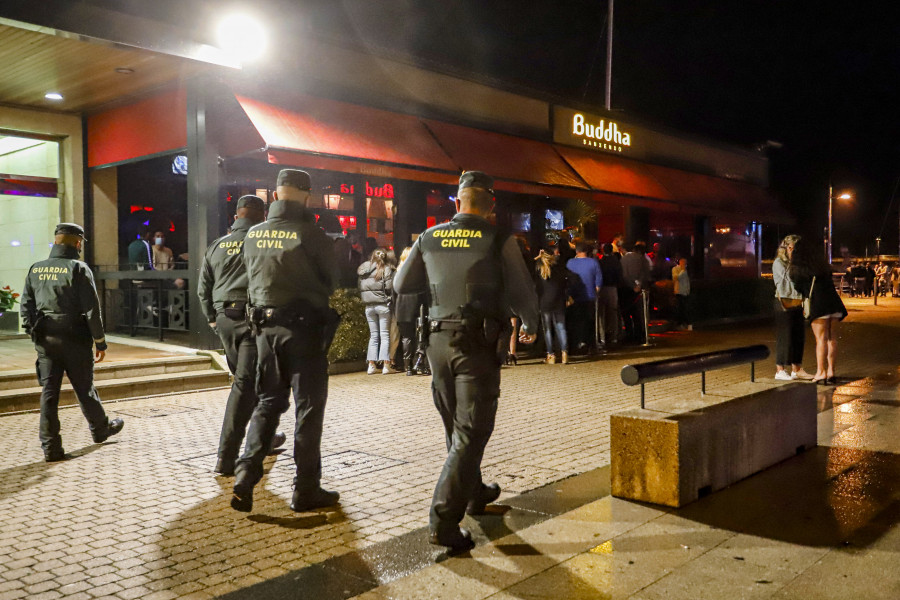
[{"left": 610, "top": 380, "right": 816, "bottom": 507}]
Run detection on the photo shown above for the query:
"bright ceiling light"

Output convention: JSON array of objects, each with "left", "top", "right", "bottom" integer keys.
[
  {"left": 44, "top": 92, "right": 63, "bottom": 101},
  {"left": 216, "top": 13, "right": 267, "bottom": 65}
]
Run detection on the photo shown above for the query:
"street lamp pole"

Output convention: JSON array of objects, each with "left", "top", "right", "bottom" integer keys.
[{"left": 827, "top": 182, "right": 833, "bottom": 265}]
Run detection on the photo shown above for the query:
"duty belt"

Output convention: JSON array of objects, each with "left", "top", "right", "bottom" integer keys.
[{"left": 428, "top": 318, "right": 465, "bottom": 333}]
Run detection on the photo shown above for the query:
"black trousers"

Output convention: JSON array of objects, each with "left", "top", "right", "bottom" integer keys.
[
  {"left": 236, "top": 322, "right": 328, "bottom": 491},
  {"left": 214, "top": 313, "right": 258, "bottom": 462},
  {"left": 774, "top": 305, "right": 805, "bottom": 366},
  {"left": 426, "top": 330, "right": 500, "bottom": 534},
  {"left": 569, "top": 301, "right": 596, "bottom": 351},
  {"left": 35, "top": 336, "right": 109, "bottom": 454},
  {"left": 620, "top": 288, "right": 644, "bottom": 343},
  {"left": 398, "top": 321, "right": 417, "bottom": 371}
]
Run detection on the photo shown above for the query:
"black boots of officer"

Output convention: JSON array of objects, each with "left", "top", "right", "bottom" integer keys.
[
  {"left": 429, "top": 482, "right": 501, "bottom": 553},
  {"left": 45, "top": 417, "right": 124, "bottom": 462},
  {"left": 231, "top": 475, "right": 339, "bottom": 513},
  {"left": 214, "top": 431, "right": 288, "bottom": 476}
]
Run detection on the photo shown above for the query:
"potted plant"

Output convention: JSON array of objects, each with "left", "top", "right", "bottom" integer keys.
[{"left": 0, "top": 285, "right": 21, "bottom": 331}]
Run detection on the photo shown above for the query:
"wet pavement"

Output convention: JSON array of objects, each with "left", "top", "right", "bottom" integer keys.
[{"left": 0, "top": 295, "right": 897, "bottom": 599}]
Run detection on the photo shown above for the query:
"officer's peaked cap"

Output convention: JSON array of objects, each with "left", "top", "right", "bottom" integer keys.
[
  {"left": 236, "top": 194, "right": 266, "bottom": 211},
  {"left": 54, "top": 223, "right": 87, "bottom": 240},
  {"left": 276, "top": 169, "right": 311, "bottom": 191},
  {"left": 458, "top": 171, "right": 494, "bottom": 194}
]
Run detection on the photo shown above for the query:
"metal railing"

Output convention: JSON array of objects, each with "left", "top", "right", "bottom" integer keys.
[{"left": 621, "top": 344, "right": 770, "bottom": 408}]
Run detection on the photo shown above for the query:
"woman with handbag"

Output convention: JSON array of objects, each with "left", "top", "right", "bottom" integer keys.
[
  {"left": 789, "top": 238, "right": 847, "bottom": 385},
  {"left": 358, "top": 247, "right": 395, "bottom": 374},
  {"left": 772, "top": 235, "right": 814, "bottom": 381}
]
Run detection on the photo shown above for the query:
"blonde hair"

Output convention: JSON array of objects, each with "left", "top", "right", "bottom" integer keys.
[
  {"left": 398, "top": 246, "right": 411, "bottom": 267},
  {"left": 535, "top": 249, "right": 556, "bottom": 280},
  {"left": 776, "top": 234, "right": 801, "bottom": 262}
]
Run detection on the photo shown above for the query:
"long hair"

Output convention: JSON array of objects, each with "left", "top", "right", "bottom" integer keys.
[
  {"left": 369, "top": 247, "right": 390, "bottom": 280},
  {"left": 776, "top": 234, "right": 800, "bottom": 263},
  {"left": 788, "top": 237, "right": 827, "bottom": 278},
  {"left": 535, "top": 249, "right": 556, "bottom": 280},
  {"left": 398, "top": 246, "right": 411, "bottom": 268}
]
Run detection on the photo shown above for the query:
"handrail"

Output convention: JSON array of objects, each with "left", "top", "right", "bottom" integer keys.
[{"left": 621, "top": 344, "right": 770, "bottom": 408}]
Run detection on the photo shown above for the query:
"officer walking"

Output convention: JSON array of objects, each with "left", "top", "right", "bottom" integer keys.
[
  {"left": 197, "top": 195, "right": 286, "bottom": 476},
  {"left": 21, "top": 223, "right": 124, "bottom": 461},
  {"left": 394, "top": 172, "right": 539, "bottom": 553},
  {"left": 231, "top": 169, "right": 340, "bottom": 513}
]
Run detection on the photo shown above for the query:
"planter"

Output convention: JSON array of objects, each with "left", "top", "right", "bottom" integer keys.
[{"left": 0, "top": 311, "right": 19, "bottom": 332}]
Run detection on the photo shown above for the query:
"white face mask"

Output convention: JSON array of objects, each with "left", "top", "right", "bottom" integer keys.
[{"left": 155, "top": 237, "right": 164, "bottom": 246}]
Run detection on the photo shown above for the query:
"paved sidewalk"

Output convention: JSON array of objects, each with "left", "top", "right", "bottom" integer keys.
[{"left": 0, "top": 297, "right": 897, "bottom": 599}]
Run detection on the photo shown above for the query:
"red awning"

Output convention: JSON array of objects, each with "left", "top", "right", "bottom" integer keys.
[
  {"left": 234, "top": 93, "right": 458, "bottom": 175},
  {"left": 555, "top": 146, "right": 675, "bottom": 203},
  {"left": 642, "top": 164, "right": 789, "bottom": 224},
  {"left": 87, "top": 88, "right": 186, "bottom": 168},
  {"left": 422, "top": 119, "right": 590, "bottom": 197}
]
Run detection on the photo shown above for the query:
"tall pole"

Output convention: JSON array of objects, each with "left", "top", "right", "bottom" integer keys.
[
  {"left": 827, "top": 182, "right": 833, "bottom": 265},
  {"left": 605, "top": 0, "right": 614, "bottom": 110}
]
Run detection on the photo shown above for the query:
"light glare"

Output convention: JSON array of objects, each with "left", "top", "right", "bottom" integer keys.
[
  {"left": 44, "top": 92, "right": 63, "bottom": 101},
  {"left": 216, "top": 14, "right": 267, "bottom": 65}
]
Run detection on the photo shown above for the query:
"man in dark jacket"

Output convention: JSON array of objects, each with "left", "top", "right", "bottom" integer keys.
[
  {"left": 21, "top": 223, "right": 123, "bottom": 461},
  {"left": 197, "top": 195, "right": 285, "bottom": 476},
  {"left": 394, "top": 171, "right": 539, "bottom": 554},
  {"left": 597, "top": 243, "right": 623, "bottom": 346},
  {"left": 231, "top": 169, "right": 339, "bottom": 514}
]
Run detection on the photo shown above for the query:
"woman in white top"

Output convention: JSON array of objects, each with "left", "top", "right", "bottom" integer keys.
[{"left": 772, "top": 235, "right": 814, "bottom": 381}]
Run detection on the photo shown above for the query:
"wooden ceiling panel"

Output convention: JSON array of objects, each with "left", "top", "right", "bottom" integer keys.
[{"left": 0, "top": 23, "right": 217, "bottom": 113}]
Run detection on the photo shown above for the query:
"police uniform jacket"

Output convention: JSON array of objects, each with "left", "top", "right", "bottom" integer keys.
[
  {"left": 243, "top": 200, "right": 336, "bottom": 311},
  {"left": 21, "top": 244, "right": 107, "bottom": 351},
  {"left": 393, "top": 213, "right": 539, "bottom": 332},
  {"left": 197, "top": 217, "right": 256, "bottom": 322}
]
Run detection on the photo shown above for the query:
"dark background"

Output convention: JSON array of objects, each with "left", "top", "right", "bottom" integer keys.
[{"left": 109, "top": 0, "right": 900, "bottom": 257}]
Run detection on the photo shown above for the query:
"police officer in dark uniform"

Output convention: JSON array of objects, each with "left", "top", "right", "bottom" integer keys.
[
  {"left": 231, "top": 169, "right": 340, "bottom": 513},
  {"left": 197, "top": 195, "right": 286, "bottom": 476},
  {"left": 21, "top": 223, "right": 124, "bottom": 462},
  {"left": 394, "top": 172, "right": 539, "bottom": 552}
]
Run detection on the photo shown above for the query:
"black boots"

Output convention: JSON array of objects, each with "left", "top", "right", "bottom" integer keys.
[
  {"left": 466, "top": 483, "right": 501, "bottom": 515},
  {"left": 92, "top": 418, "right": 124, "bottom": 443},
  {"left": 290, "top": 487, "right": 340, "bottom": 512},
  {"left": 429, "top": 526, "right": 475, "bottom": 554}
]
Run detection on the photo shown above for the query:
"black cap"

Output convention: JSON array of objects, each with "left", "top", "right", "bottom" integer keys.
[
  {"left": 276, "top": 169, "right": 311, "bottom": 191},
  {"left": 236, "top": 194, "right": 266, "bottom": 211},
  {"left": 54, "top": 223, "right": 86, "bottom": 240},
  {"left": 458, "top": 171, "right": 493, "bottom": 194}
]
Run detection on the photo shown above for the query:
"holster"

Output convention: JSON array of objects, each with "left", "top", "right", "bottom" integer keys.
[{"left": 222, "top": 300, "right": 247, "bottom": 320}]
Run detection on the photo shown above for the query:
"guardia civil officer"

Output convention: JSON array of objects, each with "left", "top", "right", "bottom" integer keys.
[
  {"left": 393, "top": 172, "right": 539, "bottom": 553},
  {"left": 21, "top": 224, "right": 124, "bottom": 462},
  {"left": 231, "top": 169, "right": 340, "bottom": 513},
  {"left": 197, "top": 195, "right": 286, "bottom": 476}
]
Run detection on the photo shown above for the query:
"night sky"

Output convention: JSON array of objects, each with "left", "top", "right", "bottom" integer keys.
[
  {"left": 111, "top": 0, "right": 900, "bottom": 256},
  {"left": 303, "top": 0, "right": 900, "bottom": 257}
]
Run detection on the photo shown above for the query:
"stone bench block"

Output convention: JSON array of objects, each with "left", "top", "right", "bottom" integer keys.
[{"left": 611, "top": 381, "right": 816, "bottom": 507}]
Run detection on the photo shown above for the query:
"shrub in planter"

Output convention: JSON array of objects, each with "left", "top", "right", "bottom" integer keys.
[{"left": 327, "top": 287, "right": 369, "bottom": 363}]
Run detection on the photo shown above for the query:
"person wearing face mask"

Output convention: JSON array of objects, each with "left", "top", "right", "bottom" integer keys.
[
  {"left": 151, "top": 231, "right": 174, "bottom": 271},
  {"left": 20, "top": 223, "right": 124, "bottom": 462}
]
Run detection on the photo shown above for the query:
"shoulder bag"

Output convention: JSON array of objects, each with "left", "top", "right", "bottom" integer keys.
[{"left": 802, "top": 276, "right": 816, "bottom": 319}]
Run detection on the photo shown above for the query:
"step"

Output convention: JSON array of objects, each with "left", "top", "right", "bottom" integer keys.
[
  {"left": 0, "top": 355, "right": 212, "bottom": 391},
  {"left": 0, "top": 369, "right": 231, "bottom": 414}
]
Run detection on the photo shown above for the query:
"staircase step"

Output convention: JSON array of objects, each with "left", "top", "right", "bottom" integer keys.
[
  {"left": 0, "top": 355, "right": 212, "bottom": 391},
  {"left": 0, "top": 369, "right": 230, "bottom": 414}
]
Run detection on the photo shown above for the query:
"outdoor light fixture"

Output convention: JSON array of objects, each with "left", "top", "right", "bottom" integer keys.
[
  {"left": 216, "top": 13, "right": 267, "bottom": 65},
  {"left": 827, "top": 184, "right": 853, "bottom": 263},
  {"left": 44, "top": 92, "right": 63, "bottom": 101}
]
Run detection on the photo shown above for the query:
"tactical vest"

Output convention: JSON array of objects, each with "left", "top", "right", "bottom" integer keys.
[
  {"left": 205, "top": 219, "right": 253, "bottom": 306},
  {"left": 418, "top": 214, "right": 507, "bottom": 320},
  {"left": 243, "top": 200, "right": 332, "bottom": 310}
]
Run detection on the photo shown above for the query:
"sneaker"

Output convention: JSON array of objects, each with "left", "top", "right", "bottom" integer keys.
[
  {"left": 290, "top": 487, "right": 340, "bottom": 512},
  {"left": 367, "top": 363, "right": 377, "bottom": 375},
  {"left": 546, "top": 353, "right": 556, "bottom": 364},
  {"left": 774, "top": 371, "right": 793, "bottom": 381},
  {"left": 792, "top": 370, "right": 815, "bottom": 381},
  {"left": 382, "top": 364, "right": 392, "bottom": 374}
]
